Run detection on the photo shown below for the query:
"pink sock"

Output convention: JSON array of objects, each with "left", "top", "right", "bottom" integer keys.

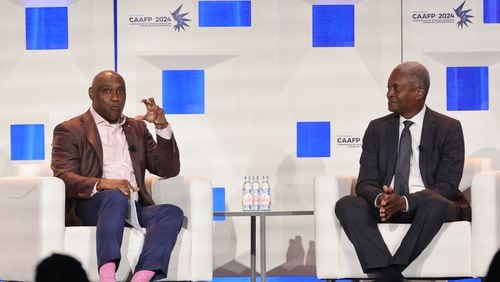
[
  {"left": 131, "top": 270, "right": 155, "bottom": 282},
  {"left": 99, "top": 261, "right": 116, "bottom": 282}
]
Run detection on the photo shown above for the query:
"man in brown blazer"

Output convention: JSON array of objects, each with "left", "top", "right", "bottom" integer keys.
[{"left": 51, "top": 70, "right": 182, "bottom": 282}]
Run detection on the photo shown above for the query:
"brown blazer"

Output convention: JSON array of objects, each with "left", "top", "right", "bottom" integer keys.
[{"left": 51, "top": 110, "right": 180, "bottom": 226}]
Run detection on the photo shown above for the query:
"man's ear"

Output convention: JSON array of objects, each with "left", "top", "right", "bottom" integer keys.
[
  {"left": 416, "top": 88, "right": 425, "bottom": 100},
  {"left": 88, "top": 87, "right": 94, "bottom": 100}
]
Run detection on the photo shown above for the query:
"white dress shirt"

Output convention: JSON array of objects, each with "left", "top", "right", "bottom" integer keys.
[{"left": 89, "top": 106, "right": 173, "bottom": 195}]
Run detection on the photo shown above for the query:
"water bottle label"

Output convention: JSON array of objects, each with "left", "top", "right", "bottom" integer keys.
[
  {"left": 260, "top": 192, "right": 270, "bottom": 210},
  {"left": 252, "top": 190, "right": 260, "bottom": 210},
  {"left": 242, "top": 193, "right": 253, "bottom": 211}
]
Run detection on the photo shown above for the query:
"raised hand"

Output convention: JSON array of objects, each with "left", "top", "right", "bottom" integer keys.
[{"left": 135, "top": 98, "right": 168, "bottom": 128}]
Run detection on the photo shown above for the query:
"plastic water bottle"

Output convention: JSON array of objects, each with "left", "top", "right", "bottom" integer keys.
[
  {"left": 260, "top": 176, "right": 271, "bottom": 211},
  {"left": 242, "top": 176, "right": 253, "bottom": 211},
  {"left": 252, "top": 176, "right": 260, "bottom": 210}
]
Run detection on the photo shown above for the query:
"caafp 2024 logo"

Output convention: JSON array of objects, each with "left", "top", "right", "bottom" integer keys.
[
  {"left": 411, "top": 0, "right": 473, "bottom": 29},
  {"left": 128, "top": 4, "right": 191, "bottom": 32}
]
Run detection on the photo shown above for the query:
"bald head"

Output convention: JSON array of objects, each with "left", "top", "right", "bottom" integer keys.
[
  {"left": 91, "top": 70, "right": 125, "bottom": 89},
  {"left": 88, "top": 70, "right": 127, "bottom": 123},
  {"left": 393, "top": 61, "right": 430, "bottom": 98}
]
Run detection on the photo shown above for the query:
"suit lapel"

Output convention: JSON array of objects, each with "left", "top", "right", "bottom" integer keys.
[
  {"left": 419, "top": 108, "right": 435, "bottom": 188},
  {"left": 386, "top": 114, "right": 400, "bottom": 185},
  {"left": 81, "top": 111, "right": 103, "bottom": 168}
]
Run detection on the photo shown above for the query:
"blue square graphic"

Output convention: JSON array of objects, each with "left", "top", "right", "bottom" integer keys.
[
  {"left": 484, "top": 0, "right": 500, "bottom": 23},
  {"left": 297, "top": 122, "right": 331, "bottom": 158},
  {"left": 26, "top": 7, "right": 68, "bottom": 50},
  {"left": 447, "top": 67, "right": 489, "bottom": 111},
  {"left": 162, "top": 70, "right": 205, "bottom": 114},
  {"left": 10, "top": 124, "right": 45, "bottom": 160},
  {"left": 213, "top": 187, "right": 225, "bottom": 221},
  {"left": 313, "top": 5, "right": 355, "bottom": 47},
  {"left": 199, "top": 1, "right": 251, "bottom": 27}
]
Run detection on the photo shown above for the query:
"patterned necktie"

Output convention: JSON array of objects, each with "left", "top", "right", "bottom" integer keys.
[{"left": 394, "top": 120, "right": 413, "bottom": 196}]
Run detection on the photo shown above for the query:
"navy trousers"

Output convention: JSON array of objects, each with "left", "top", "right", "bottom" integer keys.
[{"left": 75, "top": 189, "right": 184, "bottom": 279}]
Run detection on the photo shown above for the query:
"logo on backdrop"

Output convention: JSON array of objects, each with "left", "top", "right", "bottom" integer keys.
[
  {"left": 171, "top": 4, "right": 191, "bottom": 32},
  {"left": 336, "top": 135, "right": 362, "bottom": 148},
  {"left": 410, "top": 0, "right": 473, "bottom": 28},
  {"left": 454, "top": 1, "right": 473, "bottom": 28},
  {"left": 128, "top": 4, "right": 191, "bottom": 32}
]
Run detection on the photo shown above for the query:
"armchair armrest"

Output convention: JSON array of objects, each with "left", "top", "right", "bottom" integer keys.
[
  {"left": 0, "top": 177, "right": 65, "bottom": 281},
  {"left": 151, "top": 176, "right": 213, "bottom": 280},
  {"left": 459, "top": 157, "right": 493, "bottom": 192},
  {"left": 313, "top": 174, "right": 356, "bottom": 279},
  {"left": 471, "top": 171, "right": 500, "bottom": 276}
]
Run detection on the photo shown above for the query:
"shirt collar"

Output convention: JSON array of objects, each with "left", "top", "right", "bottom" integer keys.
[
  {"left": 400, "top": 105, "right": 426, "bottom": 127},
  {"left": 89, "top": 106, "right": 126, "bottom": 126}
]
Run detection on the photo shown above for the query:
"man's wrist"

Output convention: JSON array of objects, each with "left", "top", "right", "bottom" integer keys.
[
  {"left": 96, "top": 179, "right": 103, "bottom": 191},
  {"left": 402, "top": 195, "right": 409, "bottom": 212},
  {"left": 374, "top": 193, "right": 383, "bottom": 208},
  {"left": 154, "top": 121, "right": 168, "bottom": 129}
]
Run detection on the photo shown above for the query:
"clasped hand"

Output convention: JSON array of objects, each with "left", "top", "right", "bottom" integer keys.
[
  {"left": 378, "top": 185, "right": 406, "bottom": 221},
  {"left": 97, "top": 178, "right": 139, "bottom": 199}
]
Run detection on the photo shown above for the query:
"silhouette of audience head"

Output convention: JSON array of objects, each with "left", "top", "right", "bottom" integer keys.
[
  {"left": 35, "top": 253, "right": 89, "bottom": 282},
  {"left": 486, "top": 249, "right": 500, "bottom": 282}
]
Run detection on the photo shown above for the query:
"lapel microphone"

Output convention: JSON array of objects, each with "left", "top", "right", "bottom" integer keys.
[{"left": 128, "top": 145, "right": 137, "bottom": 152}]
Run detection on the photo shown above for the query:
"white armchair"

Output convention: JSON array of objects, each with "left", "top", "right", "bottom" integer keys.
[
  {"left": 0, "top": 165, "right": 213, "bottom": 282},
  {"left": 314, "top": 158, "right": 497, "bottom": 280}
]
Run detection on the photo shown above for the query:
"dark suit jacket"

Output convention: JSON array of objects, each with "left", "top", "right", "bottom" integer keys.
[
  {"left": 355, "top": 107, "right": 469, "bottom": 217},
  {"left": 51, "top": 110, "right": 180, "bottom": 226}
]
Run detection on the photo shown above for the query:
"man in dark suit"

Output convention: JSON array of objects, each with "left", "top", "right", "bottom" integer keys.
[
  {"left": 335, "top": 61, "right": 469, "bottom": 282},
  {"left": 51, "top": 70, "right": 183, "bottom": 282}
]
